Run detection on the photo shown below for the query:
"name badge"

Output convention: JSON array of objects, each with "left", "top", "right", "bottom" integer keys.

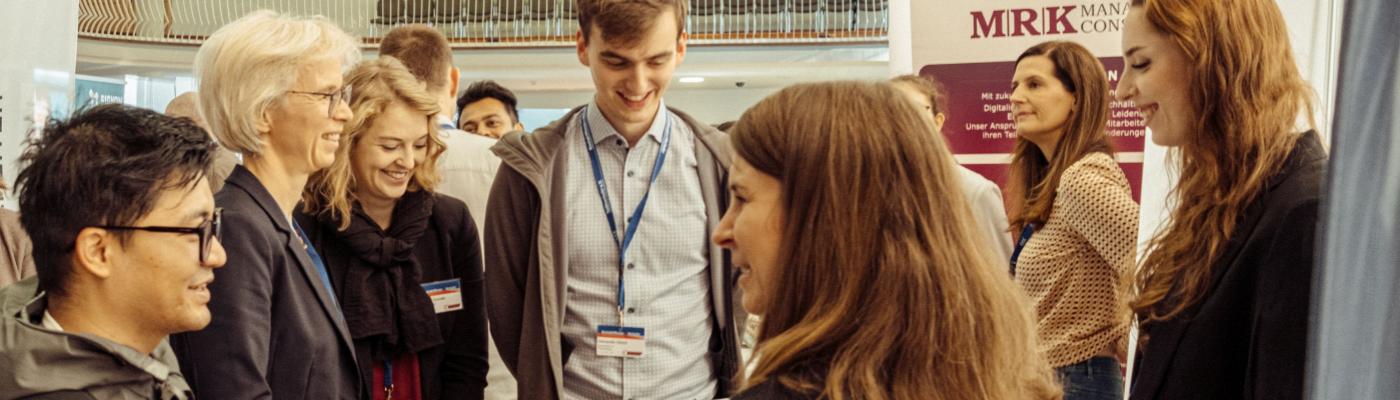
[
  {"left": 421, "top": 279, "right": 463, "bottom": 314},
  {"left": 596, "top": 325, "right": 646, "bottom": 358}
]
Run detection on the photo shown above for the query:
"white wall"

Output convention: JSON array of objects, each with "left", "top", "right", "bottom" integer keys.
[{"left": 0, "top": 0, "right": 78, "bottom": 209}]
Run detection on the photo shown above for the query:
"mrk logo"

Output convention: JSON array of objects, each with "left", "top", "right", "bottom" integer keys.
[{"left": 970, "top": 6, "right": 1078, "bottom": 38}]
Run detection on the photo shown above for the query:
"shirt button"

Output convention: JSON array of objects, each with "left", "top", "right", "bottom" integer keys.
[
  {"left": 615, "top": 138, "right": 624, "bottom": 146},
  {"left": 627, "top": 263, "right": 636, "bottom": 270},
  {"left": 626, "top": 170, "right": 636, "bottom": 178},
  {"left": 627, "top": 307, "right": 636, "bottom": 314}
]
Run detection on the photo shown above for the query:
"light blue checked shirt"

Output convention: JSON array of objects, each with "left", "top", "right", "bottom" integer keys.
[{"left": 560, "top": 101, "right": 717, "bottom": 400}]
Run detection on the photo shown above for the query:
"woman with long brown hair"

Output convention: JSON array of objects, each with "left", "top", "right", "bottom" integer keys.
[
  {"left": 1118, "top": 0, "right": 1326, "bottom": 398},
  {"left": 713, "top": 81, "right": 1060, "bottom": 400},
  {"left": 1006, "top": 40, "right": 1138, "bottom": 400},
  {"left": 297, "top": 56, "right": 488, "bottom": 400}
]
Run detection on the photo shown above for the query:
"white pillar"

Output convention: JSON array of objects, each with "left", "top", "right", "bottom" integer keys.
[
  {"left": 887, "top": 0, "right": 913, "bottom": 76},
  {"left": 0, "top": 0, "right": 78, "bottom": 209}
]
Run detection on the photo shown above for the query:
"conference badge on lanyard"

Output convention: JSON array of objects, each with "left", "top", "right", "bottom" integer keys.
[
  {"left": 580, "top": 106, "right": 671, "bottom": 359},
  {"left": 596, "top": 325, "right": 647, "bottom": 358}
]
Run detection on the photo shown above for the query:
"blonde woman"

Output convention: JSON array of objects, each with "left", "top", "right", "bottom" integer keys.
[
  {"left": 1119, "top": 0, "right": 1326, "bottom": 398},
  {"left": 170, "top": 10, "right": 364, "bottom": 399},
  {"left": 713, "top": 81, "right": 1060, "bottom": 400},
  {"left": 297, "top": 56, "right": 487, "bottom": 400}
]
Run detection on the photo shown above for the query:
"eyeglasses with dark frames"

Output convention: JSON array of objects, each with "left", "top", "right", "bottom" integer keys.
[
  {"left": 96, "top": 208, "right": 223, "bottom": 263},
  {"left": 286, "top": 86, "right": 351, "bottom": 118}
]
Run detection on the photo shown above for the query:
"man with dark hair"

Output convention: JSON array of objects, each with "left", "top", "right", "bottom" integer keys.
[
  {"left": 379, "top": 23, "right": 508, "bottom": 399},
  {"left": 456, "top": 80, "right": 524, "bottom": 138},
  {"left": 486, "top": 0, "right": 742, "bottom": 399},
  {"left": 0, "top": 103, "right": 226, "bottom": 399}
]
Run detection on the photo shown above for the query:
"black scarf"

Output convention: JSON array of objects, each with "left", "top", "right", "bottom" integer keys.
[{"left": 317, "top": 190, "right": 443, "bottom": 362}]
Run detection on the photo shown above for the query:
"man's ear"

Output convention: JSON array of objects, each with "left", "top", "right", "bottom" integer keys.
[
  {"left": 576, "top": 30, "right": 590, "bottom": 67},
  {"left": 449, "top": 67, "right": 460, "bottom": 98},
  {"left": 71, "top": 227, "right": 117, "bottom": 280},
  {"left": 675, "top": 32, "right": 688, "bottom": 65}
]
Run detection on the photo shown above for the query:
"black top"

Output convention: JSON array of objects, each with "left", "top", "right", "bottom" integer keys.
[
  {"left": 1130, "top": 131, "right": 1328, "bottom": 400},
  {"left": 172, "top": 165, "right": 365, "bottom": 400},
  {"left": 296, "top": 192, "right": 488, "bottom": 400},
  {"left": 731, "top": 379, "right": 812, "bottom": 400}
]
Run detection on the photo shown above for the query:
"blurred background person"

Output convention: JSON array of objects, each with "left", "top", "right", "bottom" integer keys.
[
  {"left": 715, "top": 81, "right": 1061, "bottom": 400},
  {"left": 1119, "top": 0, "right": 1326, "bottom": 398},
  {"left": 299, "top": 56, "right": 488, "bottom": 400},
  {"left": 0, "top": 104, "right": 225, "bottom": 399},
  {"left": 891, "top": 74, "right": 1014, "bottom": 265},
  {"left": 378, "top": 25, "right": 509, "bottom": 398},
  {"left": 170, "top": 10, "right": 366, "bottom": 400},
  {"left": 456, "top": 80, "right": 524, "bottom": 139},
  {"left": 165, "top": 91, "right": 241, "bottom": 193},
  {"left": 0, "top": 179, "right": 34, "bottom": 289},
  {"left": 1007, "top": 40, "right": 1138, "bottom": 400}
]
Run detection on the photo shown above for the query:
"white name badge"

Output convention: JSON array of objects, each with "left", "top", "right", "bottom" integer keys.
[
  {"left": 421, "top": 279, "right": 463, "bottom": 314},
  {"left": 596, "top": 324, "right": 646, "bottom": 358}
]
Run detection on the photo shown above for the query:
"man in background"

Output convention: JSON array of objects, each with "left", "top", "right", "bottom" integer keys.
[
  {"left": 165, "top": 92, "right": 240, "bottom": 193},
  {"left": 456, "top": 80, "right": 524, "bottom": 139}
]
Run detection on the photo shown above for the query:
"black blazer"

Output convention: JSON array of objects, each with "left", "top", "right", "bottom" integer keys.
[
  {"left": 295, "top": 193, "right": 488, "bottom": 400},
  {"left": 172, "top": 166, "right": 365, "bottom": 400},
  {"left": 731, "top": 379, "right": 811, "bottom": 400},
  {"left": 1130, "top": 132, "right": 1327, "bottom": 400}
]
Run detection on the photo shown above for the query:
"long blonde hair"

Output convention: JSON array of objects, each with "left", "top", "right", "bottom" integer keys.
[
  {"left": 302, "top": 56, "right": 445, "bottom": 230},
  {"left": 1130, "top": 0, "right": 1315, "bottom": 326},
  {"left": 731, "top": 81, "right": 1060, "bottom": 400}
]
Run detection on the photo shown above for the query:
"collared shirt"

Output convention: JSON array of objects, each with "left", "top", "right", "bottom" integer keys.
[
  {"left": 41, "top": 310, "right": 63, "bottom": 331},
  {"left": 435, "top": 116, "right": 501, "bottom": 239},
  {"left": 561, "top": 101, "right": 716, "bottom": 400}
]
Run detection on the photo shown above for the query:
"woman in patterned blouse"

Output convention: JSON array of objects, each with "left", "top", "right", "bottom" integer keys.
[{"left": 1007, "top": 40, "right": 1140, "bottom": 400}]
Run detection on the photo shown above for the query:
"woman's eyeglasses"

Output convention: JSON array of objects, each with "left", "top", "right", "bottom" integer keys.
[{"left": 287, "top": 86, "right": 351, "bottom": 117}]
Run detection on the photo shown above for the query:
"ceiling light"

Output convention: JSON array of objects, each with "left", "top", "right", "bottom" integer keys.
[{"left": 679, "top": 76, "right": 705, "bottom": 83}]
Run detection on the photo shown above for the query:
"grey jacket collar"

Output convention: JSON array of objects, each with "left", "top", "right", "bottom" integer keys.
[{"left": 0, "top": 277, "right": 192, "bottom": 399}]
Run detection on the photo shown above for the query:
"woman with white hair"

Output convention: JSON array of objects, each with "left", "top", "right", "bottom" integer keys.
[{"left": 170, "top": 10, "right": 366, "bottom": 400}]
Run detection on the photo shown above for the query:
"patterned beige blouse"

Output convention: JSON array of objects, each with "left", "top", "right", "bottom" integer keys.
[{"left": 1015, "top": 152, "right": 1138, "bottom": 368}]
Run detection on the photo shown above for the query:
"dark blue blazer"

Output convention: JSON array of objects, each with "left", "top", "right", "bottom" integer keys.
[{"left": 172, "top": 166, "right": 365, "bottom": 399}]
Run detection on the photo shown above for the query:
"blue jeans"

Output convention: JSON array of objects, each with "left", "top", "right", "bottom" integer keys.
[{"left": 1057, "top": 356, "right": 1123, "bottom": 400}]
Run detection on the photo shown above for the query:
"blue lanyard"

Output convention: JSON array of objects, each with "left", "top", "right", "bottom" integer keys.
[
  {"left": 383, "top": 361, "right": 394, "bottom": 398},
  {"left": 293, "top": 222, "right": 337, "bottom": 307},
  {"left": 1009, "top": 223, "right": 1037, "bottom": 277},
  {"left": 580, "top": 107, "right": 672, "bottom": 318}
]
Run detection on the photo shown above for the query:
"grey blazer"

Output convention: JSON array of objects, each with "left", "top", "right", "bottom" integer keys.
[{"left": 172, "top": 166, "right": 364, "bottom": 400}]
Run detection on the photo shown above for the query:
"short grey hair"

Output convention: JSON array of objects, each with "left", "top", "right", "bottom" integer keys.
[{"left": 195, "top": 10, "right": 360, "bottom": 156}]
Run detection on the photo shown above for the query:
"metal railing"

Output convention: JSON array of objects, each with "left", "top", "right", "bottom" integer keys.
[{"left": 78, "top": 0, "right": 887, "bottom": 47}]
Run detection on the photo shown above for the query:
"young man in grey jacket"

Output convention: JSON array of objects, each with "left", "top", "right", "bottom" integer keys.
[
  {"left": 484, "top": 0, "right": 742, "bottom": 399},
  {"left": 0, "top": 104, "right": 226, "bottom": 399}
]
